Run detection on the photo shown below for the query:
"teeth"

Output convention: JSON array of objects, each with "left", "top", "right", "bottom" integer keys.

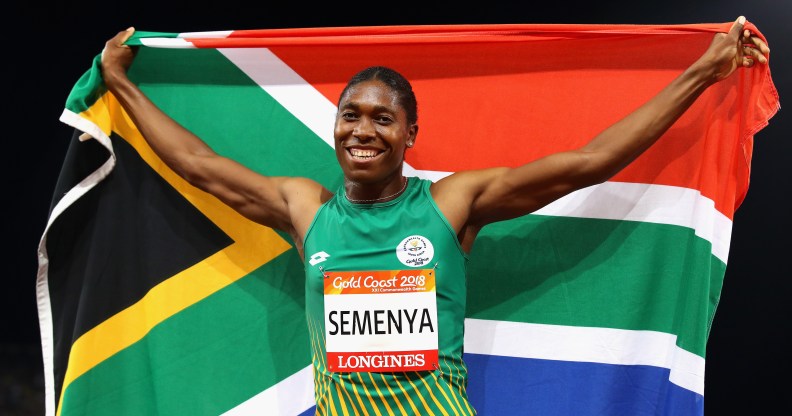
[{"left": 350, "top": 149, "right": 379, "bottom": 158}]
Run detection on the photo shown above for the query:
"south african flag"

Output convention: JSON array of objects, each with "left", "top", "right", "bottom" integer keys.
[{"left": 38, "top": 22, "right": 778, "bottom": 415}]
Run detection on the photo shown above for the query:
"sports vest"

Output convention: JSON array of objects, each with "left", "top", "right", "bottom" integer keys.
[{"left": 303, "top": 177, "right": 475, "bottom": 415}]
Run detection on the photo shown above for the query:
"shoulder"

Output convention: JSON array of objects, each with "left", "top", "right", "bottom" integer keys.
[
  {"left": 279, "top": 176, "right": 334, "bottom": 240},
  {"left": 427, "top": 168, "right": 508, "bottom": 232},
  {"left": 279, "top": 178, "right": 335, "bottom": 220},
  {"left": 429, "top": 167, "right": 509, "bottom": 200},
  {"left": 280, "top": 176, "right": 332, "bottom": 200}
]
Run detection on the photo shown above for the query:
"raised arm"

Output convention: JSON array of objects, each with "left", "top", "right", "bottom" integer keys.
[
  {"left": 434, "top": 16, "right": 769, "bottom": 248},
  {"left": 100, "top": 28, "right": 327, "bottom": 241}
]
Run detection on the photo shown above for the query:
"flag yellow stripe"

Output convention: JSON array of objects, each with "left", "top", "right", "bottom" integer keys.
[{"left": 56, "top": 93, "right": 292, "bottom": 415}]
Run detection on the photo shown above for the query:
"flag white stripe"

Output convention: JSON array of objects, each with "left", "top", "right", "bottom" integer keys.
[
  {"left": 37, "top": 110, "right": 119, "bottom": 416},
  {"left": 139, "top": 38, "right": 196, "bottom": 48},
  {"left": 222, "top": 365, "right": 314, "bottom": 416},
  {"left": 218, "top": 48, "right": 337, "bottom": 147},
  {"left": 178, "top": 30, "right": 234, "bottom": 38},
  {"left": 533, "top": 181, "right": 731, "bottom": 262},
  {"left": 464, "top": 318, "right": 705, "bottom": 396}
]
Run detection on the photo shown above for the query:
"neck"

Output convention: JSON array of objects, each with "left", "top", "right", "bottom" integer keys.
[{"left": 344, "top": 176, "right": 408, "bottom": 204}]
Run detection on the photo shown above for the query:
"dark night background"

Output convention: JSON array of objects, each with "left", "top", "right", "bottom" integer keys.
[{"left": 6, "top": 1, "right": 789, "bottom": 414}]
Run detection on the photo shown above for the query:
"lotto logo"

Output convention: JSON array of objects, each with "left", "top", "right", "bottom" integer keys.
[{"left": 309, "top": 251, "right": 331, "bottom": 266}]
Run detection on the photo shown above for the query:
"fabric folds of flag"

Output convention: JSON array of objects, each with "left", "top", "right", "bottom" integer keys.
[{"left": 38, "top": 23, "right": 778, "bottom": 415}]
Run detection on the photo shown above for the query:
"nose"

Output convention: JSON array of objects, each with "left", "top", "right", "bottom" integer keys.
[{"left": 353, "top": 117, "right": 376, "bottom": 141}]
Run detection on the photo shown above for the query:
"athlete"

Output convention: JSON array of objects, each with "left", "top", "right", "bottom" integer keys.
[{"left": 100, "top": 17, "right": 768, "bottom": 414}]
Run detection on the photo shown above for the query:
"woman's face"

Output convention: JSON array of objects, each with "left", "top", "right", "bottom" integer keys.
[{"left": 334, "top": 80, "right": 417, "bottom": 185}]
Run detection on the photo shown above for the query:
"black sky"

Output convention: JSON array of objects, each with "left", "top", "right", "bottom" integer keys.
[{"left": 7, "top": 1, "right": 789, "bottom": 414}]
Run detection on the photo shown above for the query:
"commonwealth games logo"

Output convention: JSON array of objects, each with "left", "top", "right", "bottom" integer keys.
[{"left": 396, "top": 235, "right": 434, "bottom": 267}]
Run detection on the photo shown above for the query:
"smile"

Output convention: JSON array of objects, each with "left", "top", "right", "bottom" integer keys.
[{"left": 348, "top": 148, "right": 384, "bottom": 160}]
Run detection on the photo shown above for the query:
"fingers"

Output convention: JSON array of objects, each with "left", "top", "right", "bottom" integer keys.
[
  {"left": 742, "top": 44, "right": 768, "bottom": 65},
  {"left": 738, "top": 22, "right": 770, "bottom": 65},
  {"left": 118, "top": 27, "right": 135, "bottom": 45},
  {"left": 111, "top": 27, "right": 135, "bottom": 48},
  {"left": 726, "top": 16, "right": 769, "bottom": 67},
  {"left": 102, "top": 27, "right": 137, "bottom": 66},
  {"left": 744, "top": 31, "right": 770, "bottom": 55},
  {"left": 708, "top": 16, "right": 767, "bottom": 81},
  {"left": 727, "top": 15, "right": 746, "bottom": 40}
]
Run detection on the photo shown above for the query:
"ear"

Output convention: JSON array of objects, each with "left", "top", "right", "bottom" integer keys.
[{"left": 406, "top": 124, "right": 418, "bottom": 148}]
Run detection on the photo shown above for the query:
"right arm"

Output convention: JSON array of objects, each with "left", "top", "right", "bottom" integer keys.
[{"left": 100, "top": 28, "right": 327, "bottom": 240}]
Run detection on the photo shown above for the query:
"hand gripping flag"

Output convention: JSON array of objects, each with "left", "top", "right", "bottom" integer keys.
[{"left": 39, "top": 23, "right": 778, "bottom": 415}]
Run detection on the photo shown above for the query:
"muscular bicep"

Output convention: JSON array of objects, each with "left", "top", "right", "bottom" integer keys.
[
  {"left": 180, "top": 153, "right": 324, "bottom": 235},
  {"left": 467, "top": 150, "right": 599, "bottom": 226}
]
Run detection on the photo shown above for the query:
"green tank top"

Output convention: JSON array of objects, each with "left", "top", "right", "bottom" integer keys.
[{"left": 303, "top": 177, "right": 475, "bottom": 415}]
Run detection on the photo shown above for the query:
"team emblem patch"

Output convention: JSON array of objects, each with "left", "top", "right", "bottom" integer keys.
[{"left": 396, "top": 235, "right": 434, "bottom": 267}]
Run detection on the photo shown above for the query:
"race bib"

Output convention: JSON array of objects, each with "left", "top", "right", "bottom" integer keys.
[{"left": 323, "top": 269, "right": 438, "bottom": 372}]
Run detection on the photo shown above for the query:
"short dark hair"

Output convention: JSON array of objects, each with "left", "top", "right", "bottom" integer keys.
[{"left": 339, "top": 66, "right": 418, "bottom": 125}]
